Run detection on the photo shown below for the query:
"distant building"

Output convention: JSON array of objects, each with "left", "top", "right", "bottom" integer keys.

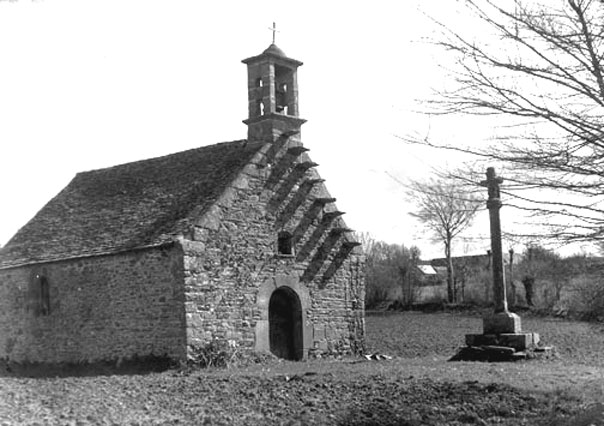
[
  {"left": 413, "top": 254, "right": 495, "bottom": 304},
  {"left": 0, "top": 44, "right": 365, "bottom": 365}
]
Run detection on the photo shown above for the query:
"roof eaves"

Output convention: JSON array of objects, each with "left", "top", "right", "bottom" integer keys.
[{"left": 0, "top": 241, "right": 176, "bottom": 271}]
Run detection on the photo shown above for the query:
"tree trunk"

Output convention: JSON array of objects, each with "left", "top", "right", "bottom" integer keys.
[
  {"left": 445, "top": 239, "right": 455, "bottom": 304},
  {"left": 522, "top": 276, "right": 535, "bottom": 307},
  {"left": 460, "top": 277, "right": 465, "bottom": 303}
]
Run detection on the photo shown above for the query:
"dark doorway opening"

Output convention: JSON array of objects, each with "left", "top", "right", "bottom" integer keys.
[{"left": 269, "top": 287, "right": 303, "bottom": 360}]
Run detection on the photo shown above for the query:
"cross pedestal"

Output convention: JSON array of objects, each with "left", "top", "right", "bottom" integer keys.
[
  {"left": 453, "top": 167, "right": 543, "bottom": 361},
  {"left": 483, "top": 311, "right": 521, "bottom": 334}
]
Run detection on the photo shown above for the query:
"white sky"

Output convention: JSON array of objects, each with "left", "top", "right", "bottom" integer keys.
[{"left": 0, "top": 0, "right": 559, "bottom": 259}]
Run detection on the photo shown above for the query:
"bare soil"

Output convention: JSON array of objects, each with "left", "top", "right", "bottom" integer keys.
[{"left": 1, "top": 312, "right": 603, "bottom": 425}]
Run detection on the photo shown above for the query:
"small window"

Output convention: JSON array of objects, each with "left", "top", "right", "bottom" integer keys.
[
  {"left": 277, "top": 232, "right": 294, "bottom": 256},
  {"left": 257, "top": 100, "right": 265, "bottom": 116},
  {"left": 256, "top": 77, "right": 263, "bottom": 88},
  {"left": 34, "top": 274, "right": 50, "bottom": 316}
]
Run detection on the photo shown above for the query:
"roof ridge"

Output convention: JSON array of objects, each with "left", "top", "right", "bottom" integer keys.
[{"left": 77, "top": 139, "right": 251, "bottom": 175}]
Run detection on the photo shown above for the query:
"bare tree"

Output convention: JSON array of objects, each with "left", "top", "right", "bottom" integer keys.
[
  {"left": 404, "top": 0, "right": 604, "bottom": 246},
  {"left": 407, "top": 179, "right": 481, "bottom": 303}
]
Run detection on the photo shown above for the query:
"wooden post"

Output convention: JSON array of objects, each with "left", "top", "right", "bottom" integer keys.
[{"left": 509, "top": 248, "right": 516, "bottom": 307}]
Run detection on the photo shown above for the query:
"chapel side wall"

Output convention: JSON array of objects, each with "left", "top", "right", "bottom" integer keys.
[
  {"left": 183, "top": 142, "right": 366, "bottom": 357},
  {"left": 0, "top": 246, "right": 186, "bottom": 364}
]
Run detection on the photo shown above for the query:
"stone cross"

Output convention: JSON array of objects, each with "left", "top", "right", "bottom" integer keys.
[
  {"left": 269, "top": 22, "right": 279, "bottom": 44},
  {"left": 480, "top": 167, "right": 508, "bottom": 313}
]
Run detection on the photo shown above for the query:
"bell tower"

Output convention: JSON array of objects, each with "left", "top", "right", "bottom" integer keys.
[{"left": 242, "top": 43, "right": 306, "bottom": 143}]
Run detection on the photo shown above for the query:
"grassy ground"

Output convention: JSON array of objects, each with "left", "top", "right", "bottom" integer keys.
[
  {"left": 1, "top": 312, "right": 604, "bottom": 425},
  {"left": 366, "top": 310, "right": 604, "bottom": 367}
]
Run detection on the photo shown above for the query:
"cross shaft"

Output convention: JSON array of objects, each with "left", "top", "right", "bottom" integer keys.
[{"left": 481, "top": 167, "right": 508, "bottom": 313}]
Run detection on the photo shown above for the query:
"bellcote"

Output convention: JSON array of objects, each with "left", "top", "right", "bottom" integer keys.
[{"left": 243, "top": 44, "right": 306, "bottom": 142}]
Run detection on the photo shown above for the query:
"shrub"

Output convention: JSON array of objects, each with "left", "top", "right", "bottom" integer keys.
[
  {"left": 187, "top": 340, "right": 239, "bottom": 368},
  {"left": 186, "top": 340, "right": 280, "bottom": 369},
  {"left": 568, "top": 277, "right": 604, "bottom": 321}
]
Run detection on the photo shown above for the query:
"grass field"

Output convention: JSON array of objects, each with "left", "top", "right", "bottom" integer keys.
[{"left": 1, "top": 312, "right": 604, "bottom": 425}]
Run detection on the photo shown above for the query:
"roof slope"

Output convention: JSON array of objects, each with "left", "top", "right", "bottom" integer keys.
[{"left": 0, "top": 140, "right": 263, "bottom": 268}]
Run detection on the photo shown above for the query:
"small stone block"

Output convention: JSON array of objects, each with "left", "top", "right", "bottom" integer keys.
[
  {"left": 532, "top": 346, "right": 554, "bottom": 358},
  {"left": 483, "top": 312, "right": 522, "bottom": 334},
  {"left": 511, "top": 351, "right": 527, "bottom": 360}
]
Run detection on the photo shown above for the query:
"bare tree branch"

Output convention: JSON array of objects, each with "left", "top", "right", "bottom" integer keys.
[{"left": 403, "top": 0, "right": 604, "bottom": 245}]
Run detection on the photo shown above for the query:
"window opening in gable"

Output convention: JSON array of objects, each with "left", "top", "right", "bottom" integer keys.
[{"left": 277, "top": 231, "right": 294, "bottom": 256}]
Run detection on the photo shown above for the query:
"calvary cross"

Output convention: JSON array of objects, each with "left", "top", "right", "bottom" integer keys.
[
  {"left": 480, "top": 167, "right": 503, "bottom": 203},
  {"left": 481, "top": 167, "right": 508, "bottom": 313}
]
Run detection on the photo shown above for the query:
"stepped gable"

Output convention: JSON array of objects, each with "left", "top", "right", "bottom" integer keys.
[{"left": 0, "top": 140, "right": 264, "bottom": 268}]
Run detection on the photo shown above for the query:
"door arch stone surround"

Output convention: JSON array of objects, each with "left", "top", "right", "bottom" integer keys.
[{"left": 255, "top": 274, "right": 312, "bottom": 359}]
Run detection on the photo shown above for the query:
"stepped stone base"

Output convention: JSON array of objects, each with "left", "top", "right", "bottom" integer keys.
[
  {"left": 450, "top": 311, "right": 546, "bottom": 362},
  {"left": 466, "top": 332, "right": 539, "bottom": 351},
  {"left": 450, "top": 345, "right": 553, "bottom": 362}
]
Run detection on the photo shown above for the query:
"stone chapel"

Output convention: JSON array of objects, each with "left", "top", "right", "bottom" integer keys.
[{"left": 0, "top": 43, "right": 366, "bottom": 365}]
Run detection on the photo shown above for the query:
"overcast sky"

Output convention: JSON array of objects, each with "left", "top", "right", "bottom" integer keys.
[{"left": 0, "top": 0, "right": 535, "bottom": 259}]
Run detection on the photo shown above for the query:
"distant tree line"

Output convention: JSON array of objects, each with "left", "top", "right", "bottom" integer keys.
[
  {"left": 513, "top": 245, "right": 604, "bottom": 320},
  {"left": 359, "top": 231, "right": 604, "bottom": 320},
  {"left": 358, "top": 233, "right": 421, "bottom": 309}
]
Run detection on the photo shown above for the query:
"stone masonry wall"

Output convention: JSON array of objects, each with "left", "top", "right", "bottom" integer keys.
[
  {"left": 182, "top": 134, "right": 365, "bottom": 358},
  {"left": 0, "top": 245, "right": 186, "bottom": 364}
]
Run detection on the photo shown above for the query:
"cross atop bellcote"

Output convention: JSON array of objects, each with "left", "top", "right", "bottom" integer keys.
[{"left": 268, "top": 22, "right": 279, "bottom": 44}]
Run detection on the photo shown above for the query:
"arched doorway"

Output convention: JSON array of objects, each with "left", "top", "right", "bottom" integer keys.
[{"left": 269, "top": 287, "right": 303, "bottom": 361}]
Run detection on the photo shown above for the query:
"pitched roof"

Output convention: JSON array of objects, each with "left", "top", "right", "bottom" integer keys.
[
  {"left": 0, "top": 140, "right": 264, "bottom": 269},
  {"left": 416, "top": 264, "right": 438, "bottom": 275}
]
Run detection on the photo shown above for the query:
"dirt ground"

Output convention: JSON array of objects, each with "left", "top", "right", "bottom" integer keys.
[{"left": 1, "top": 312, "right": 603, "bottom": 425}]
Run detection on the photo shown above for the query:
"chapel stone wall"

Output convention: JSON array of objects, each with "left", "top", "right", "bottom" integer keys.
[{"left": 0, "top": 246, "right": 186, "bottom": 364}]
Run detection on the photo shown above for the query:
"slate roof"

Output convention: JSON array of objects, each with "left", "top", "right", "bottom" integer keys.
[{"left": 0, "top": 140, "right": 264, "bottom": 269}]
